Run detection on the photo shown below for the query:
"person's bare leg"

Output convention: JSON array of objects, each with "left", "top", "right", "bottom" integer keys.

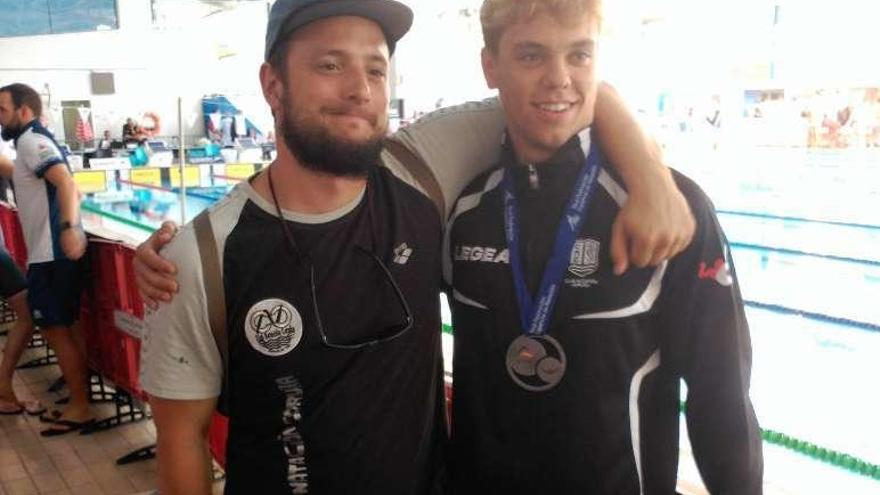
[
  {"left": 40, "top": 325, "right": 91, "bottom": 422},
  {"left": 69, "top": 319, "right": 87, "bottom": 369},
  {"left": 0, "top": 290, "right": 35, "bottom": 405},
  {"left": 68, "top": 319, "right": 92, "bottom": 399}
]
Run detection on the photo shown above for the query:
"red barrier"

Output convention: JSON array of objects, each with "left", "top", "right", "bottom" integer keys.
[
  {"left": 209, "top": 412, "right": 229, "bottom": 468},
  {"left": 84, "top": 238, "right": 230, "bottom": 465},
  {"left": 0, "top": 203, "right": 28, "bottom": 271},
  {"left": 83, "top": 240, "right": 147, "bottom": 401}
]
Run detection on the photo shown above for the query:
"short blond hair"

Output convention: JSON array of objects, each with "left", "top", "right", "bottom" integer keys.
[{"left": 480, "top": 0, "right": 603, "bottom": 53}]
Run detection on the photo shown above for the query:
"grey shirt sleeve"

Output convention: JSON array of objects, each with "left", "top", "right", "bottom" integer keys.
[
  {"left": 388, "top": 98, "right": 506, "bottom": 219},
  {"left": 140, "top": 224, "right": 222, "bottom": 400}
]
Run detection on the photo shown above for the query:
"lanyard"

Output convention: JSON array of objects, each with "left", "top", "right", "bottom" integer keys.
[{"left": 503, "top": 141, "right": 601, "bottom": 335}]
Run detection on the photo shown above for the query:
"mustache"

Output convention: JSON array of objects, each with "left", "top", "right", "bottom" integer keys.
[{"left": 322, "top": 106, "right": 378, "bottom": 126}]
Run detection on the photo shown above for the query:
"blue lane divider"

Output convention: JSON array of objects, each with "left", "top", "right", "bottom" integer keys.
[
  {"left": 731, "top": 242, "right": 880, "bottom": 267},
  {"left": 718, "top": 209, "right": 880, "bottom": 231},
  {"left": 169, "top": 187, "right": 226, "bottom": 202},
  {"left": 744, "top": 300, "right": 880, "bottom": 333}
]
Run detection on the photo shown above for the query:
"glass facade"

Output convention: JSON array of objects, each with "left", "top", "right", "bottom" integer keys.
[{"left": 0, "top": 0, "right": 118, "bottom": 38}]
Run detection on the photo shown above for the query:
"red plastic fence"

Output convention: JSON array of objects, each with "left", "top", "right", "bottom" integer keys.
[
  {"left": 82, "top": 239, "right": 147, "bottom": 402},
  {"left": 0, "top": 203, "right": 28, "bottom": 270}
]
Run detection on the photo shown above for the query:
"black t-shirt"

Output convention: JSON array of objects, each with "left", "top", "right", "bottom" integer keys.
[
  {"left": 222, "top": 167, "right": 445, "bottom": 494},
  {"left": 445, "top": 130, "right": 763, "bottom": 494},
  {"left": 145, "top": 165, "right": 447, "bottom": 494}
]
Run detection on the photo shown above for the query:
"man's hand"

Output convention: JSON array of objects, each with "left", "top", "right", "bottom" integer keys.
[
  {"left": 60, "top": 228, "right": 87, "bottom": 261},
  {"left": 609, "top": 171, "right": 695, "bottom": 275},
  {"left": 134, "top": 221, "right": 180, "bottom": 309},
  {"left": 592, "top": 82, "right": 696, "bottom": 274}
]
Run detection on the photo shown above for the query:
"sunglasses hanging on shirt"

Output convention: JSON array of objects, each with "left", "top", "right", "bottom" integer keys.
[{"left": 266, "top": 167, "right": 414, "bottom": 349}]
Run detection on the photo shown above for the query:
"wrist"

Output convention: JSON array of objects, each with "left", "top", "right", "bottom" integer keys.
[
  {"left": 626, "top": 164, "right": 674, "bottom": 196},
  {"left": 59, "top": 220, "right": 81, "bottom": 231}
]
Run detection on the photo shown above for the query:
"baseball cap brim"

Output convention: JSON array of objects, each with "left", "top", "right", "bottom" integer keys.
[{"left": 266, "top": 0, "right": 413, "bottom": 60}]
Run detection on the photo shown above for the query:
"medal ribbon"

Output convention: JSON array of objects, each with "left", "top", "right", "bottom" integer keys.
[{"left": 503, "top": 139, "right": 601, "bottom": 336}]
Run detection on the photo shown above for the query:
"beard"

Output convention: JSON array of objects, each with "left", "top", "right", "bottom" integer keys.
[
  {"left": 0, "top": 122, "right": 20, "bottom": 142},
  {"left": 278, "top": 91, "right": 386, "bottom": 178}
]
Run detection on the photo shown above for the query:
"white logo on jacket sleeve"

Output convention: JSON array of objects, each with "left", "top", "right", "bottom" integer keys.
[
  {"left": 568, "top": 238, "right": 599, "bottom": 277},
  {"left": 245, "top": 298, "right": 303, "bottom": 356}
]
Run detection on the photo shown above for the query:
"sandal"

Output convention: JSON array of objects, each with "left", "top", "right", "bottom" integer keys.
[
  {"left": 40, "top": 418, "right": 96, "bottom": 437},
  {"left": 39, "top": 409, "right": 63, "bottom": 423},
  {"left": 0, "top": 398, "right": 23, "bottom": 415},
  {"left": 20, "top": 400, "right": 47, "bottom": 416}
]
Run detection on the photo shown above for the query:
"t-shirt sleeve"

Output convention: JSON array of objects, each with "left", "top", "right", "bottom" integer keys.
[
  {"left": 141, "top": 225, "right": 223, "bottom": 400},
  {"left": 656, "top": 175, "right": 763, "bottom": 493},
  {"left": 388, "top": 98, "right": 506, "bottom": 219},
  {"left": 18, "top": 133, "right": 66, "bottom": 178}
]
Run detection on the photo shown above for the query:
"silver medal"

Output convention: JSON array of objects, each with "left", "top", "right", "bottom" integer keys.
[{"left": 506, "top": 335, "right": 566, "bottom": 392}]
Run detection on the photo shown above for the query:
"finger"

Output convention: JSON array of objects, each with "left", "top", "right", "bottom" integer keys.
[
  {"left": 629, "top": 234, "right": 653, "bottom": 268},
  {"left": 667, "top": 237, "right": 688, "bottom": 261},
  {"left": 644, "top": 233, "right": 673, "bottom": 266},
  {"left": 142, "top": 296, "right": 158, "bottom": 311},
  {"left": 648, "top": 238, "right": 673, "bottom": 266},
  {"left": 133, "top": 257, "right": 179, "bottom": 294},
  {"left": 609, "top": 218, "right": 629, "bottom": 275},
  {"left": 133, "top": 264, "right": 174, "bottom": 301},
  {"left": 656, "top": 241, "right": 678, "bottom": 266},
  {"left": 133, "top": 274, "right": 165, "bottom": 310},
  {"left": 137, "top": 237, "right": 178, "bottom": 275},
  {"left": 135, "top": 276, "right": 170, "bottom": 308},
  {"left": 668, "top": 224, "right": 696, "bottom": 259},
  {"left": 159, "top": 221, "right": 179, "bottom": 236}
]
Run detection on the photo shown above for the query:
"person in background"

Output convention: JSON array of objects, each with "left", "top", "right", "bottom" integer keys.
[
  {"left": 0, "top": 83, "right": 91, "bottom": 436},
  {"left": 98, "top": 129, "right": 112, "bottom": 150},
  {"left": 0, "top": 128, "right": 13, "bottom": 202},
  {"left": 0, "top": 149, "right": 44, "bottom": 417},
  {"left": 122, "top": 117, "right": 138, "bottom": 145}
]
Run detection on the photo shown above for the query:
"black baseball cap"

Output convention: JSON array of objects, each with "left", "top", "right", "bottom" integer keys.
[{"left": 265, "top": 0, "right": 414, "bottom": 61}]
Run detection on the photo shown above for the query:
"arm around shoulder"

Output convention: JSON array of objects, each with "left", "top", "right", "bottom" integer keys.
[
  {"left": 593, "top": 82, "right": 696, "bottom": 272},
  {"left": 391, "top": 98, "right": 506, "bottom": 218}
]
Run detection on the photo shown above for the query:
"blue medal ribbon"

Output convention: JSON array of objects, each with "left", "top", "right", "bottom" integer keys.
[{"left": 503, "top": 139, "right": 601, "bottom": 335}]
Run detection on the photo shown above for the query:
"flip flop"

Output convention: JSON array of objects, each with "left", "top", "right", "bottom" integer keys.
[
  {"left": 40, "top": 418, "right": 96, "bottom": 437},
  {"left": 20, "top": 400, "right": 47, "bottom": 416},
  {"left": 39, "top": 409, "right": 63, "bottom": 423},
  {"left": 0, "top": 398, "right": 22, "bottom": 415}
]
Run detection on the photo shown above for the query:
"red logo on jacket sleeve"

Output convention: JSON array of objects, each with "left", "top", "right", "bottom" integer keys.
[{"left": 698, "top": 258, "right": 733, "bottom": 287}]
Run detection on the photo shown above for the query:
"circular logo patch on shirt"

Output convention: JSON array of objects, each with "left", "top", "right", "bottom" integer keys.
[{"left": 244, "top": 298, "right": 303, "bottom": 357}]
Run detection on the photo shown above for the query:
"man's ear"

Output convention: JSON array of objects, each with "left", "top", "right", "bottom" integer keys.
[
  {"left": 260, "top": 62, "right": 284, "bottom": 116},
  {"left": 18, "top": 104, "right": 35, "bottom": 124},
  {"left": 481, "top": 47, "right": 499, "bottom": 90}
]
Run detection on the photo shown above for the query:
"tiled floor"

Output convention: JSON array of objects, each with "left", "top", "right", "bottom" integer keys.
[{"left": 0, "top": 330, "right": 224, "bottom": 495}]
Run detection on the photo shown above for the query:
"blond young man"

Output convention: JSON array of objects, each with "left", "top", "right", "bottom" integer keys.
[{"left": 444, "top": 1, "right": 763, "bottom": 493}]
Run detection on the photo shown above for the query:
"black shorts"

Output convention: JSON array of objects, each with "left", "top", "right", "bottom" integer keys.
[
  {"left": 26, "top": 259, "right": 84, "bottom": 327},
  {"left": 0, "top": 248, "right": 26, "bottom": 299}
]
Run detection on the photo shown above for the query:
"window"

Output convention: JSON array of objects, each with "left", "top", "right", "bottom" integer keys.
[{"left": 0, "top": 0, "right": 118, "bottom": 38}]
